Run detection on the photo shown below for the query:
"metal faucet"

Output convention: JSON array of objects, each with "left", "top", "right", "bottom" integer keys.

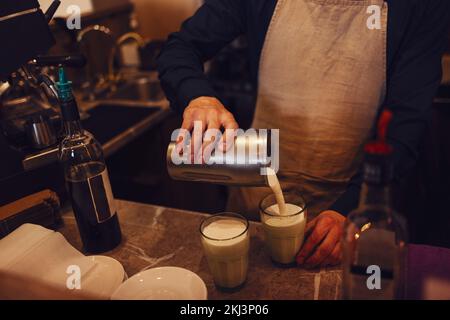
[
  {"left": 76, "top": 26, "right": 146, "bottom": 99},
  {"left": 77, "top": 25, "right": 114, "bottom": 99},
  {"left": 76, "top": 24, "right": 113, "bottom": 43},
  {"left": 107, "top": 32, "right": 146, "bottom": 83}
]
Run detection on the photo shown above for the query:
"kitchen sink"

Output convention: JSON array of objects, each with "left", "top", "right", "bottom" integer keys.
[
  {"left": 107, "top": 77, "right": 165, "bottom": 102},
  {"left": 83, "top": 104, "right": 162, "bottom": 145}
]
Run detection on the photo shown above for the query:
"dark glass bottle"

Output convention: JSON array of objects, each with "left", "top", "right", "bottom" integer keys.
[
  {"left": 342, "top": 111, "right": 407, "bottom": 300},
  {"left": 57, "top": 68, "right": 122, "bottom": 253}
]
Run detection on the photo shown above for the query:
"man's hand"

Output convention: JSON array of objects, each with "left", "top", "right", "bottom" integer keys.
[
  {"left": 178, "top": 96, "right": 238, "bottom": 162},
  {"left": 296, "top": 210, "right": 345, "bottom": 268}
]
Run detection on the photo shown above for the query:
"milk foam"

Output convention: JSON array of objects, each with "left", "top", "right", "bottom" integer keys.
[
  {"left": 265, "top": 203, "right": 304, "bottom": 223},
  {"left": 203, "top": 219, "right": 247, "bottom": 240}
]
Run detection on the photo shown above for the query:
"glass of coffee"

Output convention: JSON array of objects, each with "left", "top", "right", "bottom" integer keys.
[
  {"left": 259, "top": 191, "right": 307, "bottom": 265},
  {"left": 200, "top": 213, "right": 249, "bottom": 290}
]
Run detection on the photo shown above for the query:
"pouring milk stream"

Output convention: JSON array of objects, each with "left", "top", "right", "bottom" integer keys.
[{"left": 266, "top": 168, "right": 287, "bottom": 215}]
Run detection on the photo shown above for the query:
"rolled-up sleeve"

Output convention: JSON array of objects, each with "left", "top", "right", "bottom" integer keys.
[{"left": 157, "top": 0, "right": 246, "bottom": 113}]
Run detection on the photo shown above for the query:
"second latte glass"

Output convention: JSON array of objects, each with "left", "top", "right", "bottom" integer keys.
[{"left": 259, "top": 191, "right": 307, "bottom": 265}]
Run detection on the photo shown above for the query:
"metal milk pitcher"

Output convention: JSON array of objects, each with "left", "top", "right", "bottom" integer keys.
[{"left": 166, "top": 129, "right": 279, "bottom": 186}]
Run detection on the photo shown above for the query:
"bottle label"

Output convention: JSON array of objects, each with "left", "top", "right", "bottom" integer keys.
[{"left": 87, "top": 169, "right": 116, "bottom": 223}]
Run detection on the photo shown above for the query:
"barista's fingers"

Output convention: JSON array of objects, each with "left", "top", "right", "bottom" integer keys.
[
  {"left": 219, "top": 114, "right": 239, "bottom": 152},
  {"left": 192, "top": 119, "right": 207, "bottom": 163},
  {"left": 181, "top": 115, "right": 194, "bottom": 131},
  {"left": 176, "top": 117, "right": 193, "bottom": 154},
  {"left": 305, "top": 218, "right": 318, "bottom": 238},
  {"left": 296, "top": 217, "right": 333, "bottom": 266},
  {"left": 208, "top": 116, "right": 221, "bottom": 129},
  {"left": 323, "top": 243, "right": 342, "bottom": 267},
  {"left": 303, "top": 225, "right": 341, "bottom": 268},
  {"left": 202, "top": 117, "right": 221, "bottom": 163},
  {"left": 222, "top": 113, "right": 239, "bottom": 130},
  {"left": 295, "top": 218, "right": 319, "bottom": 257}
]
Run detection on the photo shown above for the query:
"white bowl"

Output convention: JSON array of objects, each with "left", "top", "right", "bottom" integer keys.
[
  {"left": 74, "top": 255, "right": 125, "bottom": 299},
  {"left": 111, "top": 267, "right": 207, "bottom": 300}
]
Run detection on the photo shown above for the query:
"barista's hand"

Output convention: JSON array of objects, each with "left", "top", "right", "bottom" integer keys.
[
  {"left": 177, "top": 97, "right": 238, "bottom": 162},
  {"left": 296, "top": 210, "right": 345, "bottom": 268}
]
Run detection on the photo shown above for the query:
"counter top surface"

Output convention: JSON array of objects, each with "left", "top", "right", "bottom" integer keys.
[{"left": 60, "top": 200, "right": 341, "bottom": 300}]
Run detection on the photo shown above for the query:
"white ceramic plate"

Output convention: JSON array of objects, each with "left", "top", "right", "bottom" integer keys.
[{"left": 111, "top": 267, "right": 207, "bottom": 300}]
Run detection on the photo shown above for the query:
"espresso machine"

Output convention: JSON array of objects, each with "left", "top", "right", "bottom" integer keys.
[{"left": 0, "top": 0, "right": 87, "bottom": 206}]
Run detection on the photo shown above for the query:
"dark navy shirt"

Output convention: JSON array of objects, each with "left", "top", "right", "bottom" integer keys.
[{"left": 157, "top": 0, "right": 450, "bottom": 215}]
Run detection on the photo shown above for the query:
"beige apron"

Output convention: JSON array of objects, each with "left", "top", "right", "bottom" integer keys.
[{"left": 228, "top": 0, "right": 388, "bottom": 218}]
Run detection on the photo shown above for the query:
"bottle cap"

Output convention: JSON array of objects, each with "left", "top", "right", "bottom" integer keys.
[
  {"left": 363, "top": 109, "right": 394, "bottom": 184},
  {"left": 56, "top": 67, "right": 80, "bottom": 121},
  {"left": 364, "top": 110, "right": 393, "bottom": 156},
  {"left": 56, "top": 67, "right": 73, "bottom": 102}
]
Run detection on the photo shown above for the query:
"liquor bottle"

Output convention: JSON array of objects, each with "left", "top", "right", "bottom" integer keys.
[
  {"left": 342, "top": 110, "right": 407, "bottom": 300},
  {"left": 57, "top": 67, "right": 122, "bottom": 253}
]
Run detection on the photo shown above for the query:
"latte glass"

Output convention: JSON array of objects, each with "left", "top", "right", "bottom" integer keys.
[
  {"left": 200, "top": 213, "right": 249, "bottom": 290},
  {"left": 260, "top": 191, "right": 307, "bottom": 265}
]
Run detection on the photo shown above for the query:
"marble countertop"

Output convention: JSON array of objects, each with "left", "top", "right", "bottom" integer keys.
[{"left": 59, "top": 200, "right": 341, "bottom": 300}]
